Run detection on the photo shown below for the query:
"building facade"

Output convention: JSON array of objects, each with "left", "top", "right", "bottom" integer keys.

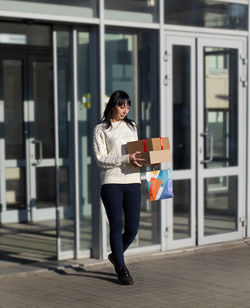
[{"left": 0, "top": 0, "right": 249, "bottom": 261}]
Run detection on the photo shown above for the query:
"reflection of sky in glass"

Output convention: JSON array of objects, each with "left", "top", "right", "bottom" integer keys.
[
  {"left": 165, "top": 0, "right": 248, "bottom": 30},
  {"left": 7, "top": 0, "right": 91, "bottom": 6}
]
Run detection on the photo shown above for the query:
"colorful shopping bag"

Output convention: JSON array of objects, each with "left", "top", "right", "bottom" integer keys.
[{"left": 146, "top": 169, "right": 173, "bottom": 201}]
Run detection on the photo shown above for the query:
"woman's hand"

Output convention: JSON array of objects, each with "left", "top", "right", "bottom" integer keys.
[{"left": 129, "top": 151, "right": 145, "bottom": 168}]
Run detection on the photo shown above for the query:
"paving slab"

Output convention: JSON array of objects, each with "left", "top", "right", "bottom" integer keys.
[{"left": 1, "top": 241, "right": 250, "bottom": 307}]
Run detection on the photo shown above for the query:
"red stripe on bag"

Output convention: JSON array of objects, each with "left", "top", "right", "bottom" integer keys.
[
  {"left": 160, "top": 137, "right": 163, "bottom": 150},
  {"left": 142, "top": 139, "right": 147, "bottom": 152}
]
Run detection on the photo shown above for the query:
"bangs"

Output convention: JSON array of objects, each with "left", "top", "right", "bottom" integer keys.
[{"left": 116, "top": 97, "right": 131, "bottom": 107}]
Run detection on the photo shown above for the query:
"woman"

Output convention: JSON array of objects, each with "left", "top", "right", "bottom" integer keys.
[{"left": 93, "top": 90, "right": 145, "bottom": 285}]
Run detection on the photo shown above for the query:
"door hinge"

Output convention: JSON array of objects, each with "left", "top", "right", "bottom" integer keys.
[
  {"left": 165, "top": 226, "right": 169, "bottom": 238},
  {"left": 164, "top": 50, "right": 170, "bottom": 62},
  {"left": 164, "top": 74, "right": 171, "bottom": 86},
  {"left": 240, "top": 217, "right": 246, "bottom": 227},
  {"left": 240, "top": 55, "right": 247, "bottom": 65},
  {"left": 240, "top": 77, "right": 248, "bottom": 88}
]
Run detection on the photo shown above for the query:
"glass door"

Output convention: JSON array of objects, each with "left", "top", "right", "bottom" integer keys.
[
  {"left": 28, "top": 54, "right": 56, "bottom": 221},
  {"left": 165, "top": 35, "right": 196, "bottom": 250},
  {"left": 165, "top": 34, "right": 246, "bottom": 249},
  {"left": 197, "top": 38, "right": 246, "bottom": 245},
  {"left": 0, "top": 52, "right": 56, "bottom": 223},
  {"left": 0, "top": 57, "right": 28, "bottom": 223}
]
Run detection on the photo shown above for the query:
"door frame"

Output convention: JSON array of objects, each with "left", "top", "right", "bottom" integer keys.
[
  {"left": 165, "top": 35, "right": 196, "bottom": 250},
  {"left": 164, "top": 32, "right": 247, "bottom": 250},
  {"left": 0, "top": 46, "right": 55, "bottom": 224},
  {"left": 197, "top": 37, "right": 247, "bottom": 245}
]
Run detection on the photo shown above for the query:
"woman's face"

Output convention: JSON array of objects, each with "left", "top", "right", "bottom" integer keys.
[{"left": 111, "top": 100, "right": 130, "bottom": 121}]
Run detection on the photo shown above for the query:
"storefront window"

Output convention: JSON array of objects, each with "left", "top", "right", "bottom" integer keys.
[
  {"left": 105, "top": 28, "right": 160, "bottom": 248},
  {"left": 204, "top": 176, "right": 238, "bottom": 235},
  {"left": 77, "top": 28, "right": 99, "bottom": 252},
  {"left": 105, "top": 0, "right": 159, "bottom": 23},
  {"left": 57, "top": 30, "right": 75, "bottom": 253},
  {"left": 173, "top": 180, "right": 191, "bottom": 240},
  {"left": 0, "top": 22, "right": 51, "bottom": 47},
  {"left": 1, "top": 0, "right": 98, "bottom": 18},
  {"left": 173, "top": 45, "right": 191, "bottom": 170},
  {"left": 165, "top": 0, "right": 248, "bottom": 30}
]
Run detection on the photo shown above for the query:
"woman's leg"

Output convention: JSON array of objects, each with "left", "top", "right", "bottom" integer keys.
[
  {"left": 122, "top": 184, "right": 141, "bottom": 252},
  {"left": 100, "top": 184, "right": 125, "bottom": 269}
]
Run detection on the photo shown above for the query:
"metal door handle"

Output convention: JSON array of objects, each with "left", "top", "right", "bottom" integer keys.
[
  {"left": 200, "top": 132, "right": 213, "bottom": 164},
  {"left": 33, "top": 139, "right": 43, "bottom": 165}
]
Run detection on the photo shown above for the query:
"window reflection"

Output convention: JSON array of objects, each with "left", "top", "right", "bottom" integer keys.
[
  {"left": 165, "top": 0, "right": 248, "bottom": 30},
  {"left": 6, "top": 168, "right": 26, "bottom": 210},
  {"left": 0, "top": 22, "right": 51, "bottom": 46},
  {"left": 5, "top": 0, "right": 98, "bottom": 18},
  {"left": 204, "top": 47, "right": 238, "bottom": 168},
  {"left": 105, "top": 28, "right": 159, "bottom": 139},
  {"left": 78, "top": 30, "right": 97, "bottom": 251},
  {"left": 105, "top": 28, "right": 160, "bottom": 247},
  {"left": 204, "top": 176, "right": 238, "bottom": 236},
  {"left": 173, "top": 180, "right": 191, "bottom": 240},
  {"left": 173, "top": 45, "right": 191, "bottom": 170},
  {"left": 36, "top": 167, "right": 56, "bottom": 209},
  {"left": 57, "top": 30, "right": 75, "bottom": 253},
  {"left": 105, "top": 0, "right": 159, "bottom": 23},
  {"left": 3, "top": 60, "right": 24, "bottom": 160}
]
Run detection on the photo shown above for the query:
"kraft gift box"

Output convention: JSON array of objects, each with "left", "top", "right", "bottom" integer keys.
[
  {"left": 127, "top": 137, "right": 170, "bottom": 154},
  {"left": 136, "top": 149, "right": 171, "bottom": 165}
]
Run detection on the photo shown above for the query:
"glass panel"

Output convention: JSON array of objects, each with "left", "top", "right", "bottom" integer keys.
[
  {"left": 0, "top": 22, "right": 51, "bottom": 46},
  {"left": 204, "top": 176, "right": 238, "bottom": 236},
  {"left": 33, "top": 61, "right": 55, "bottom": 158},
  {"left": 57, "top": 32, "right": 71, "bottom": 158},
  {"left": 165, "top": 0, "right": 248, "bottom": 30},
  {"left": 139, "top": 180, "right": 161, "bottom": 246},
  {"left": 78, "top": 31, "right": 92, "bottom": 250},
  {"left": 173, "top": 180, "right": 191, "bottom": 240},
  {"left": 57, "top": 30, "right": 74, "bottom": 252},
  {"left": 204, "top": 47, "right": 238, "bottom": 168},
  {"left": 58, "top": 167, "right": 74, "bottom": 252},
  {"left": 105, "top": 28, "right": 160, "bottom": 248},
  {"left": 6, "top": 167, "right": 25, "bottom": 210},
  {"left": 172, "top": 46, "right": 191, "bottom": 170},
  {"left": 105, "top": 0, "right": 159, "bottom": 23},
  {"left": 105, "top": 28, "right": 159, "bottom": 137},
  {"left": 3, "top": 60, "right": 24, "bottom": 160},
  {"left": 2, "top": 1, "right": 98, "bottom": 18},
  {"left": 36, "top": 167, "right": 56, "bottom": 208}
]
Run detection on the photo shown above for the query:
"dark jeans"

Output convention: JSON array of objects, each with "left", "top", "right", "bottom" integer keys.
[{"left": 101, "top": 183, "right": 141, "bottom": 269}]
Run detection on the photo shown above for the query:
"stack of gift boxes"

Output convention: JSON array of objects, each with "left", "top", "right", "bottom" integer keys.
[{"left": 127, "top": 137, "right": 171, "bottom": 165}]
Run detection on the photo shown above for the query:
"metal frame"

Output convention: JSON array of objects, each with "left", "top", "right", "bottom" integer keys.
[
  {"left": 28, "top": 53, "right": 56, "bottom": 222},
  {"left": 247, "top": 0, "right": 250, "bottom": 240},
  {"left": 164, "top": 35, "right": 196, "bottom": 250},
  {"left": 0, "top": 51, "right": 56, "bottom": 224},
  {"left": 0, "top": 59, "right": 6, "bottom": 221},
  {"left": 0, "top": 0, "right": 249, "bottom": 259},
  {"left": 72, "top": 28, "right": 80, "bottom": 259},
  {"left": 159, "top": 0, "right": 168, "bottom": 252},
  {"left": 197, "top": 36, "right": 247, "bottom": 245}
]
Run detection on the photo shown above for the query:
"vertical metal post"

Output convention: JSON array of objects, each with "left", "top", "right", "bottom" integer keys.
[
  {"left": 246, "top": 0, "right": 250, "bottom": 238},
  {"left": 53, "top": 29, "right": 61, "bottom": 260},
  {"left": 0, "top": 64, "right": 5, "bottom": 222},
  {"left": 159, "top": 0, "right": 168, "bottom": 252},
  {"left": 99, "top": 0, "right": 107, "bottom": 260},
  {"left": 73, "top": 28, "right": 80, "bottom": 259}
]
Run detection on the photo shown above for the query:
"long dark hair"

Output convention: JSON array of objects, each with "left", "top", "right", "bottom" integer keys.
[{"left": 100, "top": 90, "right": 136, "bottom": 129}]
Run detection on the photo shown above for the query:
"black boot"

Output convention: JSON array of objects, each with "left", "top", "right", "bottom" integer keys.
[{"left": 117, "top": 267, "right": 134, "bottom": 285}]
